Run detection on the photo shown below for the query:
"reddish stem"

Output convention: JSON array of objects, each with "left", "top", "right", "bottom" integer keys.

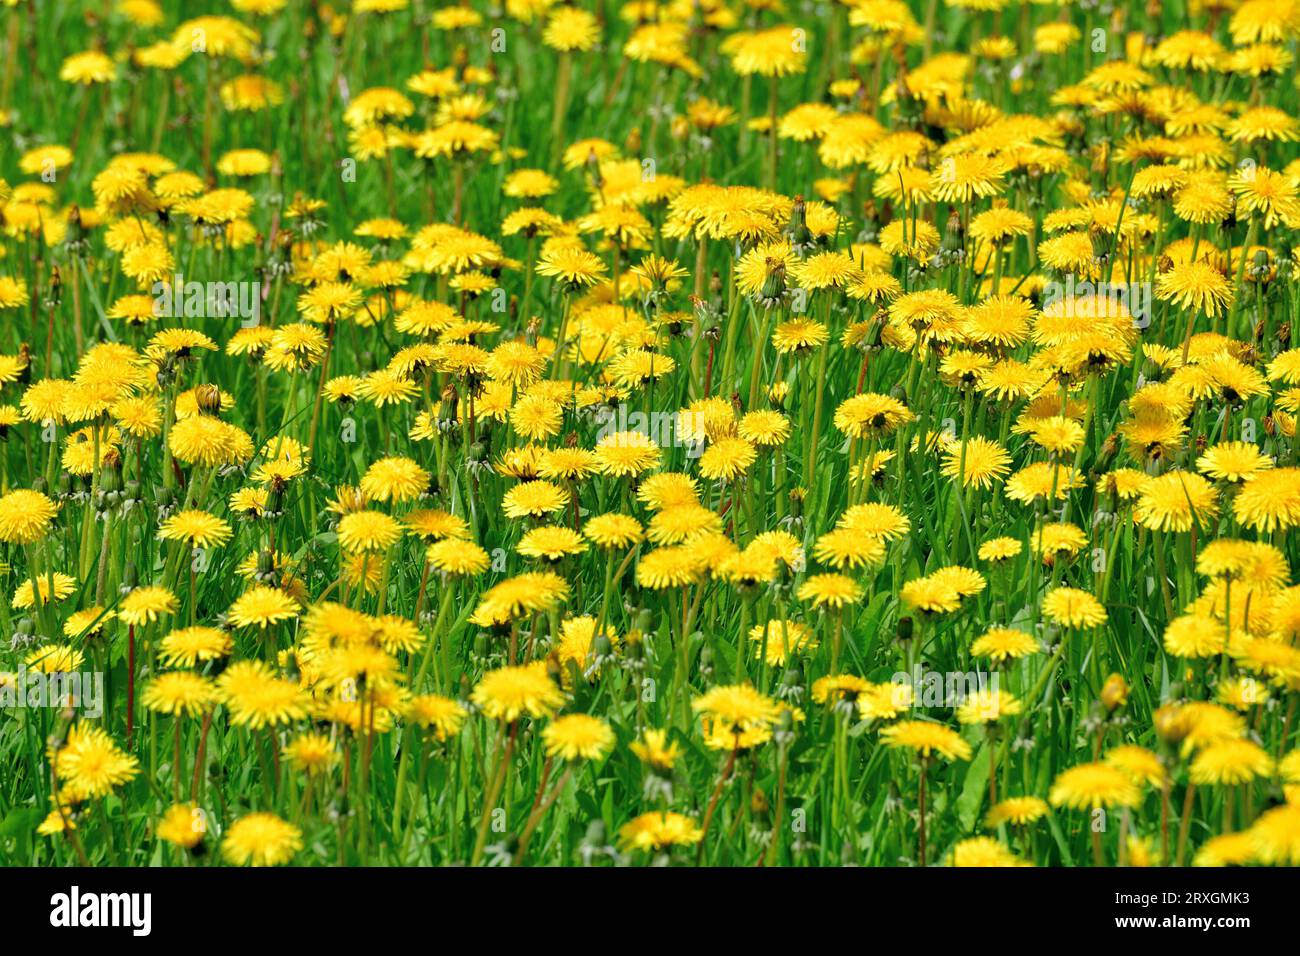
[
  {"left": 191, "top": 710, "right": 213, "bottom": 801},
  {"left": 856, "top": 352, "right": 871, "bottom": 394}
]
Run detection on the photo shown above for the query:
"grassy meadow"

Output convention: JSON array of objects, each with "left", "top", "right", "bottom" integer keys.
[{"left": 0, "top": 0, "right": 1299, "bottom": 868}]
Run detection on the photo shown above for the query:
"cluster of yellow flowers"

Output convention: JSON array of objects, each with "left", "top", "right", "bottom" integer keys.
[{"left": 1, "top": 0, "right": 1300, "bottom": 868}]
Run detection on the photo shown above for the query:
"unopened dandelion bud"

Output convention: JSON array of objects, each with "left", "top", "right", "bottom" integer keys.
[
  {"left": 195, "top": 384, "right": 223, "bottom": 415},
  {"left": 1101, "top": 674, "right": 1129, "bottom": 712},
  {"left": 941, "top": 210, "right": 964, "bottom": 254},
  {"left": 1153, "top": 702, "right": 1187, "bottom": 744},
  {"left": 44, "top": 266, "right": 62, "bottom": 309},
  {"left": 897, "top": 616, "right": 914, "bottom": 643},
  {"left": 865, "top": 311, "right": 886, "bottom": 350},
  {"left": 788, "top": 487, "right": 806, "bottom": 519},
  {"left": 1090, "top": 433, "right": 1118, "bottom": 477},
  {"left": 66, "top": 205, "right": 88, "bottom": 251},
  {"left": 1251, "top": 248, "right": 1271, "bottom": 283},
  {"left": 100, "top": 450, "right": 122, "bottom": 492},
  {"left": 437, "top": 386, "right": 459, "bottom": 429},
  {"left": 785, "top": 195, "right": 812, "bottom": 252},
  {"left": 1089, "top": 224, "right": 1118, "bottom": 264}
]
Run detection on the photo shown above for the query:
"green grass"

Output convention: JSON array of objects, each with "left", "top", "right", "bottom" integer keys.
[{"left": 0, "top": 0, "right": 1298, "bottom": 868}]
